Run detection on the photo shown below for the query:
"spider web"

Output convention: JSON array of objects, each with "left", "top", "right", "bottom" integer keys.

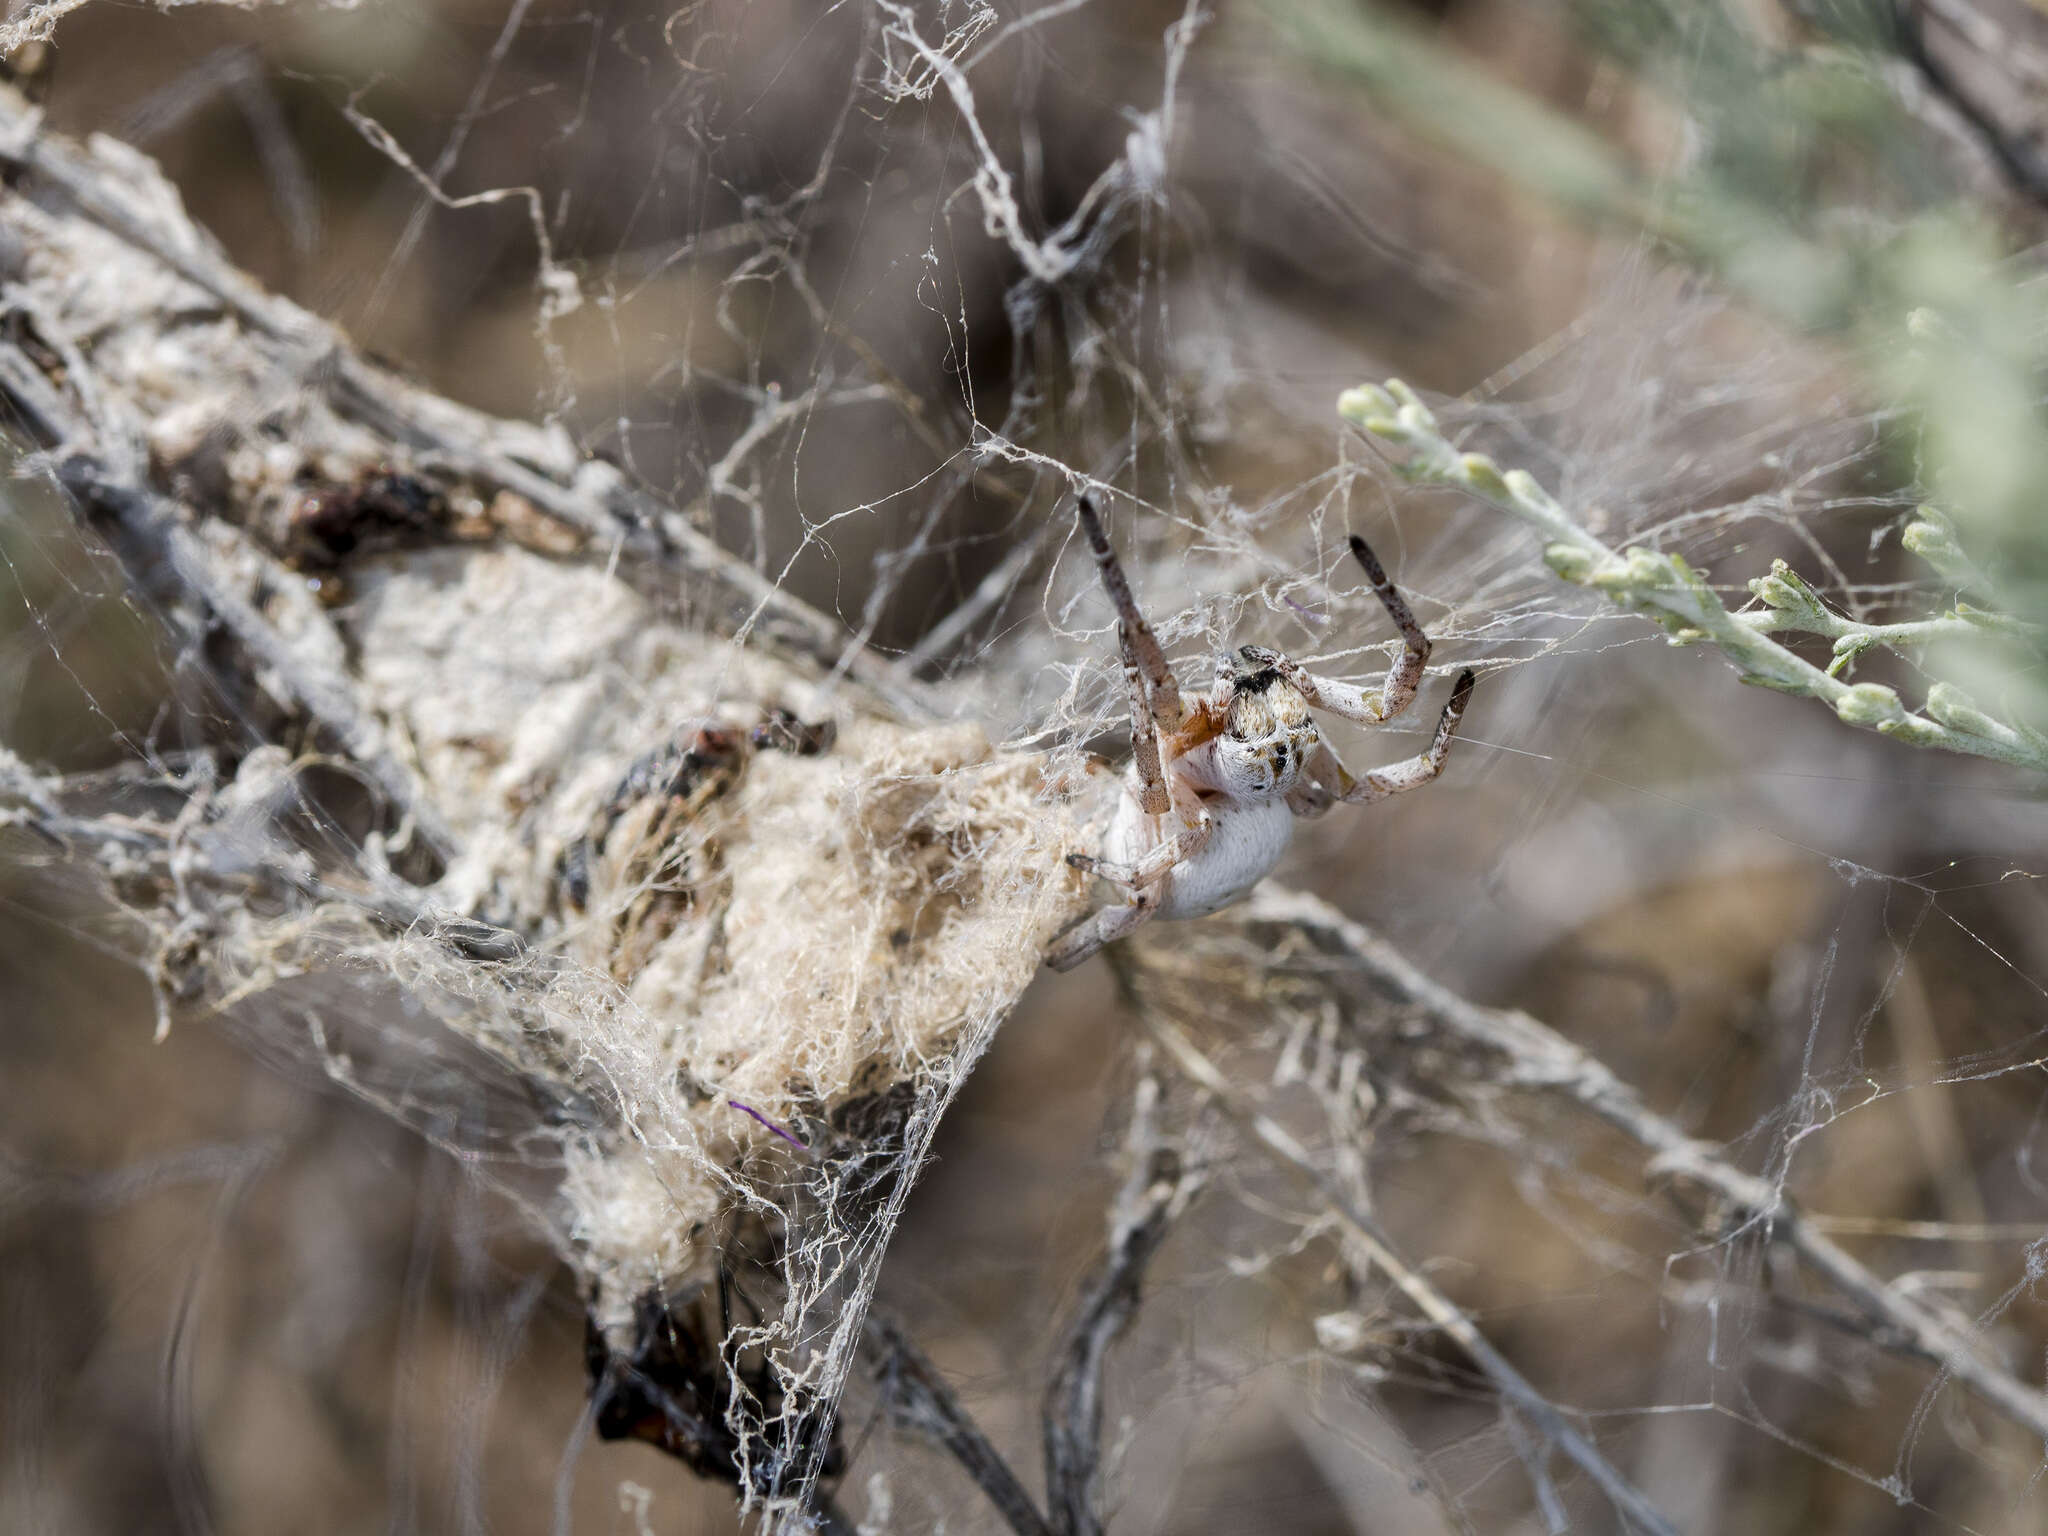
[{"left": 2, "top": 3, "right": 2047, "bottom": 1534}]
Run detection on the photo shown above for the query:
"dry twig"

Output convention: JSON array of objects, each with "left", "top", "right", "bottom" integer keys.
[
  {"left": 0, "top": 80, "right": 1086, "bottom": 1527},
  {"left": 0, "top": 84, "right": 936, "bottom": 724},
  {"left": 1135, "top": 996, "right": 1681, "bottom": 1536},
  {"left": 1042, "top": 1067, "right": 1197, "bottom": 1536},
  {"left": 1242, "top": 881, "right": 2048, "bottom": 1448},
  {"left": 865, "top": 1316, "right": 1055, "bottom": 1536}
]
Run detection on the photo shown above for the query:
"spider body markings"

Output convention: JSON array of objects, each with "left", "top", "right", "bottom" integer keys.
[{"left": 1047, "top": 497, "right": 1476, "bottom": 972}]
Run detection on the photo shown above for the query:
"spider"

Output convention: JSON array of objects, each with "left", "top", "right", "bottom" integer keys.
[{"left": 1046, "top": 496, "right": 1476, "bottom": 972}]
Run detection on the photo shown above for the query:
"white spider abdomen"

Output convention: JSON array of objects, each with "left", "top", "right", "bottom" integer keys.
[{"left": 1108, "top": 792, "right": 1294, "bottom": 921}]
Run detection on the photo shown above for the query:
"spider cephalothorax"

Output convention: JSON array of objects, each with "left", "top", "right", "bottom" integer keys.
[
  {"left": 1216, "top": 652, "right": 1319, "bottom": 800},
  {"left": 1047, "top": 497, "right": 1476, "bottom": 971}
]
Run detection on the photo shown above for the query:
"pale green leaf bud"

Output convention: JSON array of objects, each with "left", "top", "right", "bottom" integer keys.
[
  {"left": 1901, "top": 519, "right": 1957, "bottom": 561},
  {"left": 1877, "top": 716, "right": 1942, "bottom": 746},
  {"left": 1337, "top": 384, "right": 1395, "bottom": 425},
  {"left": 1750, "top": 559, "right": 1826, "bottom": 620},
  {"left": 1834, "top": 682, "right": 1904, "bottom": 725},
  {"left": 1924, "top": 682, "right": 1997, "bottom": 736},
  {"left": 1543, "top": 543, "right": 1599, "bottom": 583},
  {"left": 1459, "top": 453, "right": 1509, "bottom": 496},
  {"left": 1610, "top": 548, "right": 1675, "bottom": 590},
  {"left": 1384, "top": 379, "right": 1430, "bottom": 422}
]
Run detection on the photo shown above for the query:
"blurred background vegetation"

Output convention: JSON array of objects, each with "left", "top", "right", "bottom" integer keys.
[{"left": 4, "top": 1, "right": 2048, "bottom": 1531}]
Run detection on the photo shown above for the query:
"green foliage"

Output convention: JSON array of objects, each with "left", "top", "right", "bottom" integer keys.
[
  {"left": 1341, "top": 381, "right": 2048, "bottom": 774},
  {"left": 1281, "top": 1, "right": 2048, "bottom": 774}
]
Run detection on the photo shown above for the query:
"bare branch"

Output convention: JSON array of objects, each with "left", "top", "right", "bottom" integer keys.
[
  {"left": 1135, "top": 1000, "right": 1679, "bottom": 1536},
  {"left": 865, "top": 1315, "right": 1056, "bottom": 1536},
  {"left": 0, "top": 83, "right": 937, "bottom": 723},
  {"left": 46, "top": 449, "right": 459, "bottom": 858},
  {"left": 1243, "top": 881, "right": 2048, "bottom": 1449},
  {"left": 1042, "top": 1069, "right": 1196, "bottom": 1536},
  {"left": 890, "top": 453, "right": 1128, "bottom": 680},
  {"left": 0, "top": 750, "right": 520, "bottom": 967},
  {"left": 1893, "top": 0, "right": 2048, "bottom": 212}
]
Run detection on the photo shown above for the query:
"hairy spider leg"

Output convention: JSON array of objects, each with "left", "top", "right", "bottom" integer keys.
[
  {"left": 1077, "top": 494, "right": 1184, "bottom": 730},
  {"left": 1236, "top": 533, "right": 1435, "bottom": 726},
  {"left": 1335, "top": 532, "right": 1433, "bottom": 721},
  {"left": 1070, "top": 777, "right": 1214, "bottom": 892},
  {"left": 1053, "top": 763, "right": 1220, "bottom": 971},
  {"left": 1120, "top": 621, "right": 1171, "bottom": 816},
  {"left": 1319, "top": 667, "right": 1476, "bottom": 804},
  {"left": 1347, "top": 533, "right": 1432, "bottom": 659},
  {"left": 1045, "top": 884, "right": 1160, "bottom": 972}
]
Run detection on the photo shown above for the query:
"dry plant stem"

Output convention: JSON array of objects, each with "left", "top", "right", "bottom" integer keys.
[
  {"left": 1892, "top": 0, "right": 2048, "bottom": 210},
  {"left": 1042, "top": 1068, "right": 1194, "bottom": 1536},
  {"left": 1244, "top": 882, "right": 2048, "bottom": 1448},
  {"left": 1340, "top": 381, "right": 2048, "bottom": 775},
  {"left": 0, "top": 748, "right": 520, "bottom": 977},
  {"left": 890, "top": 506, "right": 1063, "bottom": 677},
  {"left": 1133, "top": 1000, "right": 1680, "bottom": 1536},
  {"left": 53, "top": 452, "right": 461, "bottom": 857},
  {"left": 0, "top": 321, "right": 460, "bottom": 854},
  {"left": 891, "top": 452, "right": 1127, "bottom": 679},
  {"left": 0, "top": 86, "right": 934, "bottom": 724},
  {"left": 0, "top": 94, "right": 1090, "bottom": 1527},
  {"left": 861, "top": 1073, "right": 1193, "bottom": 1536},
  {"left": 866, "top": 1315, "right": 1056, "bottom": 1536},
  {"left": 0, "top": 749, "right": 158, "bottom": 852}
]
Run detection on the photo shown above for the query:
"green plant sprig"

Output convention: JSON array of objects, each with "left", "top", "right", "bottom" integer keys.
[
  {"left": 1339, "top": 380, "right": 2048, "bottom": 775},
  {"left": 1736, "top": 553, "right": 2041, "bottom": 678}
]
